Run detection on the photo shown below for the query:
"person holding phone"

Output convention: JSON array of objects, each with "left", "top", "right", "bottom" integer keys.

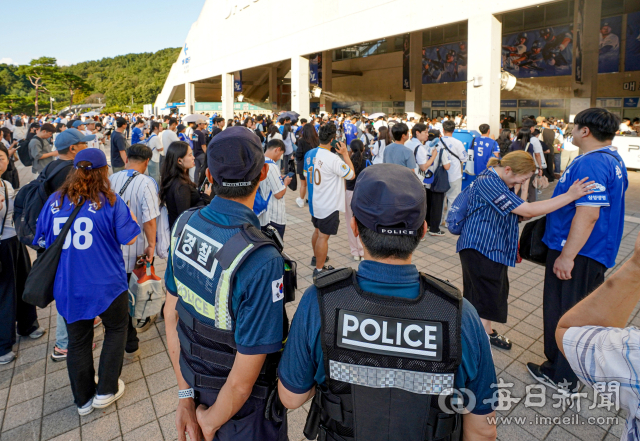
[{"left": 258, "top": 139, "right": 292, "bottom": 239}]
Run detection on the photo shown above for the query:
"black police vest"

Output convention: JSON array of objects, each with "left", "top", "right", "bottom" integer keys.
[
  {"left": 170, "top": 208, "right": 296, "bottom": 405},
  {"left": 304, "top": 268, "right": 463, "bottom": 441}
]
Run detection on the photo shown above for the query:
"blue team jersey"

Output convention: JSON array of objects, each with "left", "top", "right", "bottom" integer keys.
[
  {"left": 164, "top": 197, "right": 285, "bottom": 354},
  {"left": 543, "top": 147, "right": 628, "bottom": 268},
  {"left": 473, "top": 137, "right": 500, "bottom": 175},
  {"left": 277, "top": 261, "right": 497, "bottom": 415},
  {"left": 34, "top": 193, "right": 140, "bottom": 323},
  {"left": 131, "top": 127, "right": 143, "bottom": 145},
  {"left": 314, "top": 123, "right": 320, "bottom": 133},
  {"left": 344, "top": 122, "right": 357, "bottom": 146}
]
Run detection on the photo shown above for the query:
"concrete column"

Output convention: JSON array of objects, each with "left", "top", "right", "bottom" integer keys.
[
  {"left": 221, "top": 73, "right": 234, "bottom": 120},
  {"left": 184, "top": 82, "right": 195, "bottom": 114},
  {"left": 269, "top": 66, "right": 278, "bottom": 112},
  {"left": 571, "top": 0, "right": 602, "bottom": 110},
  {"left": 291, "top": 55, "right": 310, "bottom": 120},
  {"left": 466, "top": 14, "right": 502, "bottom": 134},
  {"left": 320, "top": 51, "right": 332, "bottom": 115},
  {"left": 405, "top": 31, "right": 423, "bottom": 116}
]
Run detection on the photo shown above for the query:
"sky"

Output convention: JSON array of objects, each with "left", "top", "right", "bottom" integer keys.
[{"left": 1, "top": 0, "right": 206, "bottom": 66}]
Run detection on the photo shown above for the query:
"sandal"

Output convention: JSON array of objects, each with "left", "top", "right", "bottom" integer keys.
[{"left": 489, "top": 330, "right": 512, "bottom": 350}]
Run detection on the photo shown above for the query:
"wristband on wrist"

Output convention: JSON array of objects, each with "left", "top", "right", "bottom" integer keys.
[{"left": 178, "top": 388, "right": 194, "bottom": 399}]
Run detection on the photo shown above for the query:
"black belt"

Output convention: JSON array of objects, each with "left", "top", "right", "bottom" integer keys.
[
  {"left": 177, "top": 300, "right": 237, "bottom": 349},
  {"left": 180, "top": 357, "right": 270, "bottom": 400}
]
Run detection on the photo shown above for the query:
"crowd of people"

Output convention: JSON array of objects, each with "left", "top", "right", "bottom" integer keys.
[{"left": 0, "top": 105, "right": 636, "bottom": 441}]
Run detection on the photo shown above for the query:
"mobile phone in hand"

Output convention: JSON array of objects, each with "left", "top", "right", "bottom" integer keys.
[{"left": 286, "top": 172, "right": 295, "bottom": 179}]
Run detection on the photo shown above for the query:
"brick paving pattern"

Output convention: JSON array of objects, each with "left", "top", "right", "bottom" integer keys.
[{"left": 3, "top": 165, "right": 640, "bottom": 441}]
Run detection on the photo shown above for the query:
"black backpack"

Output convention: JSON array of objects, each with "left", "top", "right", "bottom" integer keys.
[
  {"left": 14, "top": 161, "right": 72, "bottom": 249},
  {"left": 17, "top": 138, "right": 35, "bottom": 167}
]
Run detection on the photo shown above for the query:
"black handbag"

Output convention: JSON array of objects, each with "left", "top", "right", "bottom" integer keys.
[
  {"left": 519, "top": 216, "right": 548, "bottom": 265},
  {"left": 430, "top": 149, "right": 451, "bottom": 193},
  {"left": 287, "top": 159, "right": 298, "bottom": 191},
  {"left": 22, "top": 203, "right": 83, "bottom": 308}
]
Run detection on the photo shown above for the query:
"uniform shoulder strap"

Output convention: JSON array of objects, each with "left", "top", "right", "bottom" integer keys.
[
  {"left": 314, "top": 268, "right": 353, "bottom": 289},
  {"left": 171, "top": 207, "right": 200, "bottom": 238}
]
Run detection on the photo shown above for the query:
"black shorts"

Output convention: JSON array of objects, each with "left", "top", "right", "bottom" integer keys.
[
  {"left": 459, "top": 248, "right": 509, "bottom": 323},
  {"left": 297, "top": 160, "right": 306, "bottom": 181},
  {"left": 312, "top": 211, "right": 340, "bottom": 235}
]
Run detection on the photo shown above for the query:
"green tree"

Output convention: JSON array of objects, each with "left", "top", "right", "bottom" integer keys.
[
  {"left": 0, "top": 95, "right": 33, "bottom": 114},
  {"left": 51, "top": 72, "right": 93, "bottom": 108},
  {"left": 16, "top": 57, "right": 59, "bottom": 114}
]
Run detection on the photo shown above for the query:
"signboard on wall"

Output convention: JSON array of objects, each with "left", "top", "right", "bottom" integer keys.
[
  {"left": 422, "top": 41, "right": 467, "bottom": 84},
  {"left": 626, "top": 11, "right": 640, "bottom": 72},
  {"left": 541, "top": 99, "right": 565, "bottom": 108},
  {"left": 446, "top": 100, "right": 462, "bottom": 107},
  {"left": 518, "top": 99, "right": 540, "bottom": 107},
  {"left": 502, "top": 25, "right": 573, "bottom": 78},
  {"left": 575, "top": 0, "right": 585, "bottom": 82},
  {"left": 233, "top": 71, "right": 242, "bottom": 92},
  {"left": 431, "top": 100, "right": 446, "bottom": 107},
  {"left": 402, "top": 34, "right": 411, "bottom": 90},
  {"left": 624, "top": 98, "right": 640, "bottom": 108},
  {"left": 310, "top": 54, "right": 319, "bottom": 84},
  {"left": 501, "top": 100, "right": 518, "bottom": 108},
  {"left": 598, "top": 16, "right": 622, "bottom": 74}
]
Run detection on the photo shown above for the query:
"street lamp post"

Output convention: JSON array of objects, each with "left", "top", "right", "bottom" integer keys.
[{"left": 50, "top": 97, "right": 55, "bottom": 114}]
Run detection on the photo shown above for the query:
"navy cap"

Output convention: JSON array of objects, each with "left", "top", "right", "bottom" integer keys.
[
  {"left": 72, "top": 120, "right": 86, "bottom": 128},
  {"left": 55, "top": 128, "right": 96, "bottom": 151},
  {"left": 207, "top": 126, "right": 265, "bottom": 187},
  {"left": 74, "top": 148, "right": 108, "bottom": 170},
  {"left": 351, "top": 164, "right": 426, "bottom": 236}
]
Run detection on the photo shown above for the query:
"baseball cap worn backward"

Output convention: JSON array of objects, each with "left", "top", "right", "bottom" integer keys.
[
  {"left": 351, "top": 164, "right": 426, "bottom": 236},
  {"left": 207, "top": 126, "right": 265, "bottom": 187}
]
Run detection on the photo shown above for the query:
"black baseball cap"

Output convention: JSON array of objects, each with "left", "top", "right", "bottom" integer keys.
[
  {"left": 351, "top": 164, "right": 426, "bottom": 236},
  {"left": 207, "top": 126, "right": 265, "bottom": 187}
]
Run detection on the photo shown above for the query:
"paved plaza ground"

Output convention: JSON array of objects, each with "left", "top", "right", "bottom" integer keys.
[{"left": 2, "top": 166, "right": 640, "bottom": 441}]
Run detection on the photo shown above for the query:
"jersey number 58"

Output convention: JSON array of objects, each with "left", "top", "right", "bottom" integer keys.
[{"left": 53, "top": 217, "right": 94, "bottom": 250}]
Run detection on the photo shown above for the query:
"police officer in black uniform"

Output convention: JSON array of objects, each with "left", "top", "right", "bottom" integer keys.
[
  {"left": 276, "top": 164, "right": 498, "bottom": 441},
  {"left": 164, "top": 126, "right": 295, "bottom": 441}
]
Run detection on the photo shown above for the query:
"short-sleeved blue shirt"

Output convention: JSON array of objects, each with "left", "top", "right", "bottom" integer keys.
[
  {"left": 131, "top": 127, "right": 143, "bottom": 145},
  {"left": 473, "top": 137, "right": 500, "bottom": 175},
  {"left": 278, "top": 261, "right": 497, "bottom": 415},
  {"left": 34, "top": 193, "right": 140, "bottom": 323},
  {"left": 543, "top": 147, "right": 628, "bottom": 268},
  {"left": 344, "top": 122, "right": 357, "bottom": 146},
  {"left": 456, "top": 168, "right": 524, "bottom": 267},
  {"left": 164, "top": 197, "right": 285, "bottom": 355}
]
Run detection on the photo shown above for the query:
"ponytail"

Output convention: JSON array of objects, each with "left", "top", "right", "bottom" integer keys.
[
  {"left": 487, "top": 150, "right": 536, "bottom": 174},
  {"left": 487, "top": 157, "right": 501, "bottom": 168}
]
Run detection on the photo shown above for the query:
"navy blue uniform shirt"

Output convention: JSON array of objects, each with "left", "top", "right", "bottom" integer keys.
[
  {"left": 165, "top": 197, "right": 285, "bottom": 355},
  {"left": 278, "top": 260, "right": 497, "bottom": 415}
]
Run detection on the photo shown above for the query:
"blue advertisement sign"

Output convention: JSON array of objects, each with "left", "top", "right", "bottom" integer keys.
[
  {"left": 624, "top": 98, "right": 640, "bottom": 108},
  {"left": 233, "top": 71, "right": 242, "bottom": 92},
  {"left": 626, "top": 11, "right": 640, "bottom": 72},
  {"left": 501, "top": 100, "right": 518, "bottom": 108},
  {"left": 502, "top": 25, "right": 573, "bottom": 78},
  {"left": 540, "top": 99, "right": 565, "bottom": 108},
  {"left": 518, "top": 99, "right": 540, "bottom": 108},
  {"left": 431, "top": 100, "right": 446, "bottom": 107},
  {"left": 446, "top": 100, "right": 462, "bottom": 107},
  {"left": 422, "top": 41, "right": 467, "bottom": 84},
  {"left": 599, "top": 16, "right": 622, "bottom": 73},
  {"left": 310, "top": 54, "right": 319, "bottom": 84}
]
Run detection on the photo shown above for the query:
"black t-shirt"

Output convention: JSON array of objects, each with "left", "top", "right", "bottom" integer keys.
[
  {"left": 192, "top": 130, "right": 207, "bottom": 156},
  {"left": 42, "top": 159, "right": 74, "bottom": 192},
  {"left": 110, "top": 131, "right": 128, "bottom": 168},
  {"left": 206, "top": 127, "right": 223, "bottom": 152},
  {"left": 346, "top": 158, "right": 366, "bottom": 191}
]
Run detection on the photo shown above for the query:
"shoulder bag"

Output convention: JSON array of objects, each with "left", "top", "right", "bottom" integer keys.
[
  {"left": 430, "top": 148, "right": 451, "bottom": 193},
  {"left": 22, "top": 202, "right": 83, "bottom": 308}
]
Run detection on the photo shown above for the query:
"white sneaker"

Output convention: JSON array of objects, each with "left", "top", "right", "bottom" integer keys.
[
  {"left": 296, "top": 197, "right": 305, "bottom": 208},
  {"left": 78, "top": 398, "right": 94, "bottom": 416},
  {"left": 92, "top": 379, "right": 125, "bottom": 409},
  {"left": 353, "top": 256, "right": 361, "bottom": 261}
]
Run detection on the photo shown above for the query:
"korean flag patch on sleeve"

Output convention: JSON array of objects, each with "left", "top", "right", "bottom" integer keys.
[{"left": 272, "top": 276, "right": 284, "bottom": 303}]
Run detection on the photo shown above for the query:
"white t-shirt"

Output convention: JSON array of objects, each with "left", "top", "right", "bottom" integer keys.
[
  {"left": 109, "top": 171, "right": 160, "bottom": 273},
  {"left": 161, "top": 130, "right": 179, "bottom": 156},
  {"left": 370, "top": 140, "right": 387, "bottom": 164},
  {"left": 258, "top": 160, "right": 286, "bottom": 227},
  {"left": 405, "top": 138, "right": 425, "bottom": 177},
  {"left": 440, "top": 136, "right": 467, "bottom": 182},
  {"left": 147, "top": 134, "right": 163, "bottom": 162},
  {"left": 619, "top": 123, "right": 632, "bottom": 133},
  {"left": 307, "top": 147, "right": 355, "bottom": 219},
  {"left": 0, "top": 180, "right": 16, "bottom": 240},
  {"left": 373, "top": 120, "right": 387, "bottom": 132},
  {"left": 528, "top": 137, "right": 546, "bottom": 168},
  {"left": 563, "top": 136, "right": 579, "bottom": 152}
]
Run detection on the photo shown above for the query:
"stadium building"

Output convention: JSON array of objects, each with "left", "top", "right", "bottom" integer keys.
[{"left": 155, "top": 0, "right": 640, "bottom": 134}]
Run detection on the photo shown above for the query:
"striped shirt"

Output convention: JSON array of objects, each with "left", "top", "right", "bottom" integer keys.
[
  {"left": 563, "top": 326, "right": 640, "bottom": 440},
  {"left": 109, "top": 170, "right": 160, "bottom": 272},
  {"left": 456, "top": 168, "right": 524, "bottom": 267},
  {"left": 258, "top": 160, "right": 287, "bottom": 227}
]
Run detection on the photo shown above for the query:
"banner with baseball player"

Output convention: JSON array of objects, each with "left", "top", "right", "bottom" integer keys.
[
  {"left": 598, "top": 16, "right": 622, "bottom": 73},
  {"left": 421, "top": 41, "right": 467, "bottom": 84},
  {"left": 626, "top": 11, "right": 640, "bottom": 72},
  {"left": 502, "top": 25, "right": 573, "bottom": 78}
]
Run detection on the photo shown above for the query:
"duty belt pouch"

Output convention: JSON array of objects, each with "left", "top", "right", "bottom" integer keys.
[{"left": 282, "top": 251, "right": 297, "bottom": 304}]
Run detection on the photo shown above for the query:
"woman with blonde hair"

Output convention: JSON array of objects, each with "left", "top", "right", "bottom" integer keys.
[{"left": 456, "top": 151, "right": 594, "bottom": 350}]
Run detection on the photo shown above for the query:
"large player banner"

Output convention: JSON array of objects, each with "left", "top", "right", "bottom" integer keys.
[
  {"left": 502, "top": 25, "right": 573, "bottom": 78},
  {"left": 626, "top": 11, "right": 640, "bottom": 72},
  {"left": 599, "top": 16, "right": 622, "bottom": 73},
  {"left": 421, "top": 41, "right": 467, "bottom": 84},
  {"left": 310, "top": 54, "right": 319, "bottom": 85},
  {"left": 403, "top": 34, "right": 411, "bottom": 90}
]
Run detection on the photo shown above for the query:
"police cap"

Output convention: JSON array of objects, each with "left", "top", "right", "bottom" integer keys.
[
  {"left": 207, "top": 126, "right": 265, "bottom": 187},
  {"left": 351, "top": 164, "right": 426, "bottom": 237}
]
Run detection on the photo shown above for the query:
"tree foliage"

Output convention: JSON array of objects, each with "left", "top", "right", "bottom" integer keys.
[{"left": 0, "top": 48, "right": 180, "bottom": 113}]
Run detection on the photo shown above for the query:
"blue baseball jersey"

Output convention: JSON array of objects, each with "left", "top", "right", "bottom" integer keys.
[
  {"left": 277, "top": 261, "right": 497, "bottom": 415},
  {"left": 343, "top": 122, "right": 357, "bottom": 146},
  {"left": 131, "top": 127, "right": 144, "bottom": 145},
  {"left": 34, "top": 193, "right": 140, "bottom": 323},
  {"left": 543, "top": 147, "right": 628, "bottom": 268},
  {"left": 314, "top": 123, "right": 320, "bottom": 133},
  {"left": 164, "top": 197, "right": 285, "bottom": 354},
  {"left": 473, "top": 137, "right": 500, "bottom": 175}
]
